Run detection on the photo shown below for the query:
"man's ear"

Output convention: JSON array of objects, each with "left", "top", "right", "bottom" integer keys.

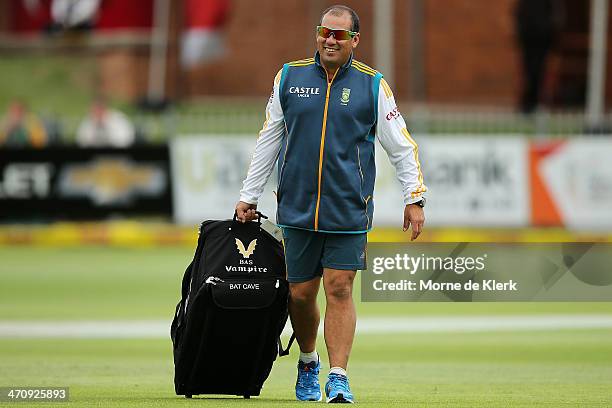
[{"left": 352, "top": 33, "right": 360, "bottom": 49}]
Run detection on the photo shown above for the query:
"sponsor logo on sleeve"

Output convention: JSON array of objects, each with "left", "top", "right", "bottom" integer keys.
[
  {"left": 386, "top": 106, "right": 401, "bottom": 121},
  {"left": 268, "top": 88, "right": 275, "bottom": 104}
]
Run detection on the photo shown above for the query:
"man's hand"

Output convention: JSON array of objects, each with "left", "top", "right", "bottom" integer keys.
[
  {"left": 403, "top": 204, "right": 425, "bottom": 241},
  {"left": 235, "top": 201, "right": 258, "bottom": 223}
]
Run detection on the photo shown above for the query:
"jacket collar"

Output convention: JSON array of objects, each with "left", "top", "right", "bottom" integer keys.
[{"left": 314, "top": 51, "right": 354, "bottom": 79}]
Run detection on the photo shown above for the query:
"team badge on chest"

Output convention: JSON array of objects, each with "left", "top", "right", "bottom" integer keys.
[{"left": 341, "top": 88, "right": 351, "bottom": 105}]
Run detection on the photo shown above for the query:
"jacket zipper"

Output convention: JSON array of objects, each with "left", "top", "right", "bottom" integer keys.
[{"left": 314, "top": 68, "right": 339, "bottom": 230}]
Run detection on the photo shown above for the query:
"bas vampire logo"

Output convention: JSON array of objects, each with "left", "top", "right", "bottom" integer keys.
[
  {"left": 235, "top": 238, "right": 257, "bottom": 258},
  {"left": 225, "top": 238, "right": 268, "bottom": 273}
]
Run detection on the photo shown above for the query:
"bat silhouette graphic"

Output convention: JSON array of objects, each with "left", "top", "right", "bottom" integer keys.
[{"left": 235, "top": 238, "right": 257, "bottom": 258}]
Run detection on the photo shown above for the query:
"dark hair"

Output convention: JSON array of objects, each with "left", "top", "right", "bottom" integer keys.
[{"left": 320, "top": 5, "right": 360, "bottom": 33}]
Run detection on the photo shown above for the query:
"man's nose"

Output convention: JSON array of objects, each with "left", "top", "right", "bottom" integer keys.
[{"left": 325, "top": 34, "right": 337, "bottom": 45}]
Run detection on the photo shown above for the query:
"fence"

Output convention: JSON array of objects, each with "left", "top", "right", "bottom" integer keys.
[{"left": 48, "top": 104, "right": 612, "bottom": 144}]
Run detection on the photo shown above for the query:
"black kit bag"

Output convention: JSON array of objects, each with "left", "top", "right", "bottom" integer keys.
[{"left": 171, "top": 212, "right": 295, "bottom": 399}]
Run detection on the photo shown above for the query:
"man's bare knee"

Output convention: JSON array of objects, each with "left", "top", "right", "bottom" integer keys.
[
  {"left": 327, "top": 284, "right": 352, "bottom": 301},
  {"left": 324, "top": 272, "right": 355, "bottom": 302},
  {"left": 290, "top": 280, "right": 319, "bottom": 305}
]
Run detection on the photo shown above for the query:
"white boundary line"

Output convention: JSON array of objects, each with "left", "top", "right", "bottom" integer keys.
[{"left": 0, "top": 315, "right": 611, "bottom": 339}]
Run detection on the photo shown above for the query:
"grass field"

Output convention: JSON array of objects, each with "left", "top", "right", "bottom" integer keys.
[
  {"left": 2, "top": 330, "right": 611, "bottom": 407},
  {"left": 1, "top": 246, "right": 611, "bottom": 407}
]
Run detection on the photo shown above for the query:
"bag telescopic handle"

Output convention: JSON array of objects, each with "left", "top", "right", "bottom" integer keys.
[{"left": 233, "top": 210, "right": 268, "bottom": 224}]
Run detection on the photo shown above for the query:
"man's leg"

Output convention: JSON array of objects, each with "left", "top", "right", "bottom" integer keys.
[
  {"left": 289, "top": 278, "right": 321, "bottom": 354},
  {"left": 322, "top": 268, "right": 356, "bottom": 370},
  {"left": 283, "top": 227, "right": 325, "bottom": 401},
  {"left": 290, "top": 279, "right": 323, "bottom": 400},
  {"left": 322, "top": 268, "right": 356, "bottom": 403}
]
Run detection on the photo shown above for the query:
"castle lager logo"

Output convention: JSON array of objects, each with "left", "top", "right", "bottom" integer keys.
[
  {"left": 235, "top": 238, "right": 257, "bottom": 258},
  {"left": 341, "top": 88, "right": 351, "bottom": 105},
  {"left": 289, "top": 86, "right": 320, "bottom": 98}
]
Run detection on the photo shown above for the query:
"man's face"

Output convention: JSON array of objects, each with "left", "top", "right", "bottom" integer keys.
[{"left": 317, "top": 12, "right": 359, "bottom": 72}]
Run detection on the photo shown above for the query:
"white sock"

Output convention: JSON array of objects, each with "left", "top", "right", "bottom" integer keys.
[
  {"left": 329, "top": 367, "right": 347, "bottom": 377},
  {"left": 299, "top": 350, "right": 318, "bottom": 364}
]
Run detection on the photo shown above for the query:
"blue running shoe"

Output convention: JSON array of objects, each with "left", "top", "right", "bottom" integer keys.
[
  {"left": 295, "top": 360, "right": 322, "bottom": 401},
  {"left": 325, "top": 373, "right": 354, "bottom": 403}
]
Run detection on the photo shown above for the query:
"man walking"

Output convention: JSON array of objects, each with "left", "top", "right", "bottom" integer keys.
[{"left": 236, "top": 5, "right": 426, "bottom": 403}]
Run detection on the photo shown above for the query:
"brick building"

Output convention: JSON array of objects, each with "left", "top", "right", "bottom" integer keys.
[
  {"left": 0, "top": 0, "right": 607, "bottom": 109},
  {"left": 183, "top": 0, "right": 522, "bottom": 105}
]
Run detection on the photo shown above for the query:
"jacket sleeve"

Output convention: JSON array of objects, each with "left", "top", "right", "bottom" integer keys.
[
  {"left": 239, "top": 70, "right": 286, "bottom": 205},
  {"left": 375, "top": 78, "right": 427, "bottom": 205}
]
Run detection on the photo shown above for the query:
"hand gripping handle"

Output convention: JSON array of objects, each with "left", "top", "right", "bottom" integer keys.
[{"left": 233, "top": 210, "right": 268, "bottom": 225}]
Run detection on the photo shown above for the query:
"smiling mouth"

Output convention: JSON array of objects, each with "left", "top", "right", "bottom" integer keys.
[{"left": 324, "top": 47, "right": 339, "bottom": 53}]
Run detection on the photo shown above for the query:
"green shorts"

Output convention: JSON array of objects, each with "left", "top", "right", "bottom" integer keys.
[{"left": 281, "top": 227, "right": 367, "bottom": 283}]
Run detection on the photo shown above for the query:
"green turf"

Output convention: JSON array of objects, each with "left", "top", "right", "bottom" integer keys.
[
  {"left": 1, "top": 247, "right": 612, "bottom": 320},
  {"left": 0, "top": 329, "right": 611, "bottom": 407},
  {"left": 0, "top": 247, "right": 191, "bottom": 320},
  {"left": 1, "top": 246, "right": 612, "bottom": 406}
]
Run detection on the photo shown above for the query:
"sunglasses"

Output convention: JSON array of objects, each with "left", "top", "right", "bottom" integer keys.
[{"left": 316, "top": 25, "right": 358, "bottom": 41}]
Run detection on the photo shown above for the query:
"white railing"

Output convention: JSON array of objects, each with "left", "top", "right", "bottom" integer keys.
[{"left": 49, "top": 105, "right": 612, "bottom": 144}]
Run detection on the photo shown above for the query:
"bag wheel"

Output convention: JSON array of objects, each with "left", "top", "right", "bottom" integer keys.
[
  {"left": 185, "top": 395, "right": 192, "bottom": 399},
  {"left": 243, "top": 395, "right": 250, "bottom": 399}
]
